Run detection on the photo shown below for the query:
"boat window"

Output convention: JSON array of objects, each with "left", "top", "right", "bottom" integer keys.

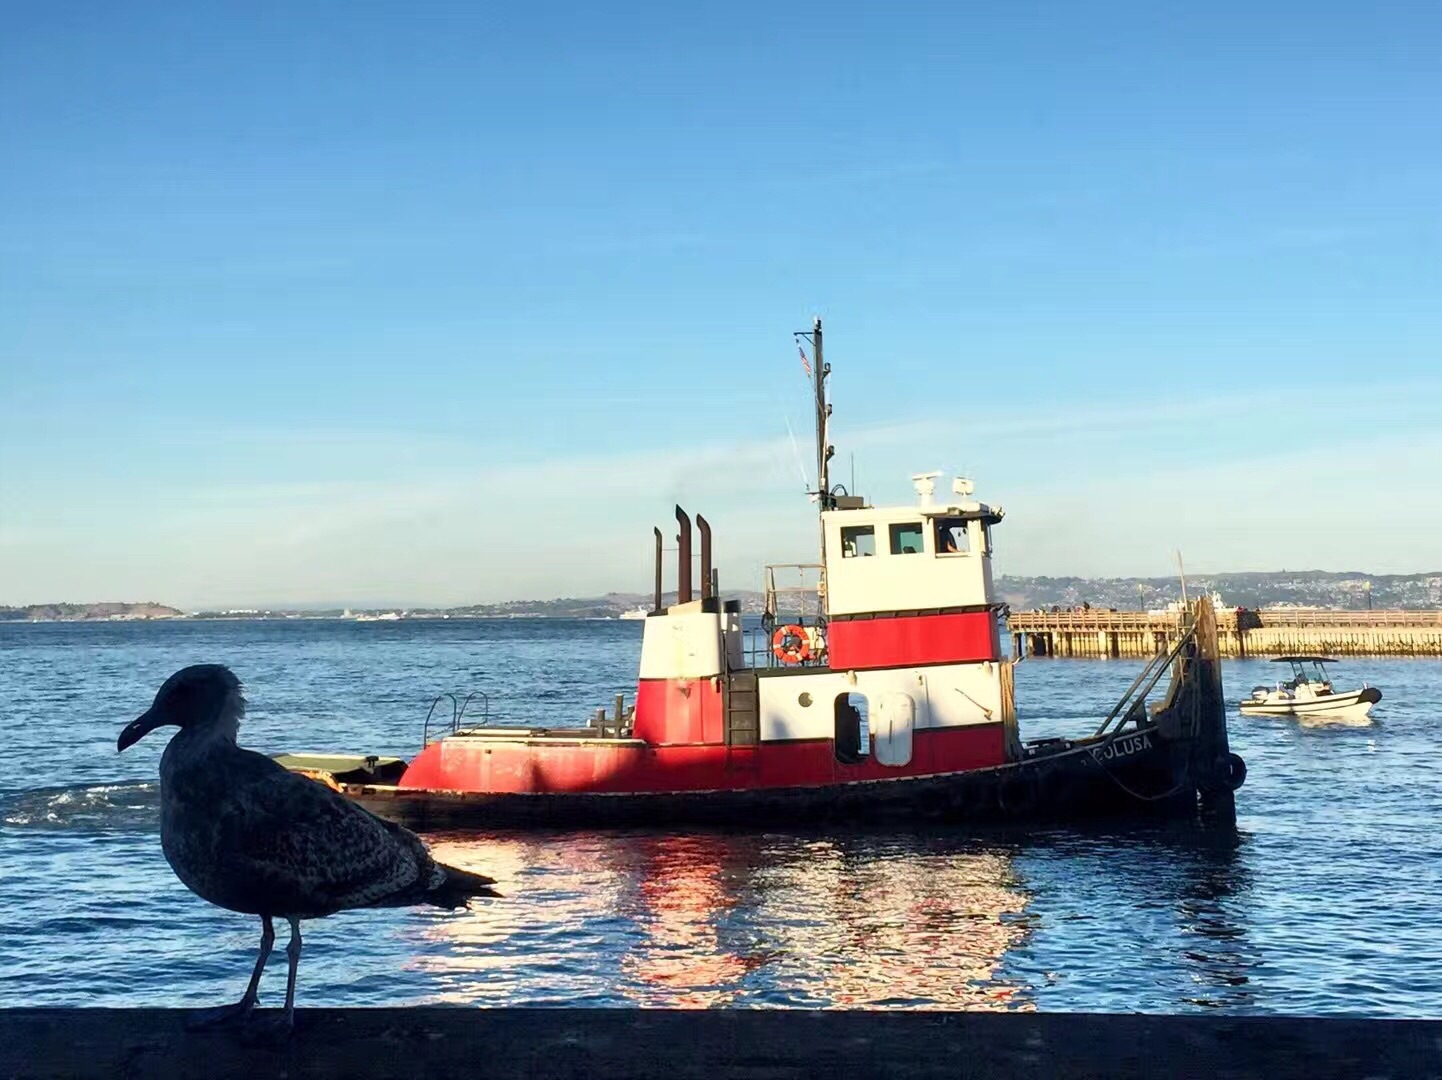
[
  {"left": 934, "top": 517, "right": 970, "bottom": 556},
  {"left": 840, "top": 525, "right": 875, "bottom": 558},
  {"left": 889, "top": 522, "right": 924, "bottom": 555},
  {"left": 981, "top": 523, "right": 994, "bottom": 556},
  {"left": 834, "top": 693, "right": 869, "bottom": 764}
]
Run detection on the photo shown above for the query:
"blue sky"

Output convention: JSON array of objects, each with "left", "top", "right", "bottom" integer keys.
[{"left": 2, "top": 1, "right": 1440, "bottom": 608}]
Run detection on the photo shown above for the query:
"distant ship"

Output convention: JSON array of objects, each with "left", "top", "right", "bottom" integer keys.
[{"left": 618, "top": 606, "right": 649, "bottom": 621}]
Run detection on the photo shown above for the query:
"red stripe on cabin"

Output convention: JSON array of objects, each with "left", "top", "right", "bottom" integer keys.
[
  {"left": 827, "top": 611, "right": 999, "bottom": 669},
  {"left": 396, "top": 722, "right": 1007, "bottom": 795}
]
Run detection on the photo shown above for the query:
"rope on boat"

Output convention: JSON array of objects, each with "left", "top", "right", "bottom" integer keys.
[{"left": 1091, "top": 753, "right": 1195, "bottom": 804}]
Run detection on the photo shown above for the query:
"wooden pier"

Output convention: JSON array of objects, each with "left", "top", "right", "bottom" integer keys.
[
  {"left": 3, "top": 1008, "right": 1439, "bottom": 1079},
  {"left": 1007, "top": 608, "right": 1442, "bottom": 659}
]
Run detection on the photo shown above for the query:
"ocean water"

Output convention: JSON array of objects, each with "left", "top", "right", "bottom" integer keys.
[{"left": 1, "top": 618, "right": 1439, "bottom": 1014}]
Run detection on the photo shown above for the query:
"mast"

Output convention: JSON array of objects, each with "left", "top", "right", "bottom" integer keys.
[{"left": 798, "top": 316, "right": 834, "bottom": 570}]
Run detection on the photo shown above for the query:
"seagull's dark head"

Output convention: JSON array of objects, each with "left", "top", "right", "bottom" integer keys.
[{"left": 118, "top": 664, "right": 245, "bottom": 751}]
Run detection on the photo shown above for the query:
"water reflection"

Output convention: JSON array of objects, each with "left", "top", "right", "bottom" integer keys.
[
  {"left": 412, "top": 828, "right": 1042, "bottom": 1009},
  {"left": 615, "top": 834, "right": 768, "bottom": 1007},
  {"left": 2, "top": 778, "right": 1257, "bottom": 1012},
  {"left": 1171, "top": 829, "right": 1257, "bottom": 1009},
  {"left": 1001, "top": 822, "right": 1256, "bottom": 1012},
  {"left": 411, "top": 832, "right": 633, "bottom": 1004},
  {"left": 741, "top": 837, "right": 1035, "bottom": 1009}
]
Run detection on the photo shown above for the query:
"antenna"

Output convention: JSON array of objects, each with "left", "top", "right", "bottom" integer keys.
[{"left": 1175, "top": 549, "right": 1188, "bottom": 606}]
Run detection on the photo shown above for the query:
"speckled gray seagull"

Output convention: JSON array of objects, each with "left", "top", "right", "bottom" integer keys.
[{"left": 118, "top": 663, "right": 498, "bottom": 1033}]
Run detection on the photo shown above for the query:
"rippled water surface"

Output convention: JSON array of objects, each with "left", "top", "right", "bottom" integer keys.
[{"left": 2, "top": 619, "right": 1440, "bottom": 1014}]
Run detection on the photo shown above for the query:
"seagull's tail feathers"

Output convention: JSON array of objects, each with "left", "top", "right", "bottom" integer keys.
[{"left": 427, "top": 862, "right": 502, "bottom": 907}]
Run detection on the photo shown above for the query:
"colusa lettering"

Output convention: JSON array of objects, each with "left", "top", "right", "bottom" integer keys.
[{"left": 1091, "top": 731, "right": 1153, "bottom": 763}]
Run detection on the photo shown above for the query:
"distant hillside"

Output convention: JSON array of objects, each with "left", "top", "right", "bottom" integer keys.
[
  {"left": 428, "top": 591, "right": 771, "bottom": 618},
  {"left": 8, "top": 571, "right": 1440, "bottom": 622},
  {"left": 350, "top": 572, "right": 1442, "bottom": 618},
  {"left": 0, "top": 602, "right": 185, "bottom": 622},
  {"left": 996, "top": 571, "right": 1442, "bottom": 612}
]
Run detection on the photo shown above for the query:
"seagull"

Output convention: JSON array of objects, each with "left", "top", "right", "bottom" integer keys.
[{"left": 118, "top": 663, "right": 498, "bottom": 1034}]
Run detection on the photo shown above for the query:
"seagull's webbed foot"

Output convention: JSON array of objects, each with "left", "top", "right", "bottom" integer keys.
[
  {"left": 184, "top": 996, "right": 257, "bottom": 1031},
  {"left": 186, "top": 915, "right": 275, "bottom": 1033}
]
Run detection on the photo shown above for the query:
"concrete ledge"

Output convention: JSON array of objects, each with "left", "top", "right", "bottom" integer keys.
[{"left": 2, "top": 1008, "right": 1439, "bottom": 1079}]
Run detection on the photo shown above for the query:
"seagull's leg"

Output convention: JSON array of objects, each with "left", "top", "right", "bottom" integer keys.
[
  {"left": 241, "top": 918, "right": 302, "bottom": 1042},
  {"left": 185, "top": 915, "right": 274, "bottom": 1030},
  {"left": 280, "top": 917, "right": 303, "bottom": 1031}
]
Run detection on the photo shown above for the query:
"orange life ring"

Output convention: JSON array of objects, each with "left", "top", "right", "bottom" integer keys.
[{"left": 772, "top": 624, "right": 812, "bottom": 665}]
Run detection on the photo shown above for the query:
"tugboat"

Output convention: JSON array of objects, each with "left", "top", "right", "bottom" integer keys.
[
  {"left": 280, "top": 320, "right": 1245, "bottom": 828},
  {"left": 1240, "top": 656, "right": 1381, "bottom": 723}
]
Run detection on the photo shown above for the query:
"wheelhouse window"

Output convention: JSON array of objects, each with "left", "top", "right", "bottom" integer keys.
[
  {"left": 840, "top": 525, "right": 875, "bottom": 558},
  {"left": 934, "top": 517, "right": 970, "bottom": 555},
  {"left": 834, "top": 693, "right": 869, "bottom": 764},
  {"left": 888, "top": 521, "right": 924, "bottom": 555}
]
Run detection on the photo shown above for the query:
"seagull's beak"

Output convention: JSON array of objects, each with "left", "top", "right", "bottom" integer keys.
[{"left": 117, "top": 708, "right": 168, "bottom": 752}]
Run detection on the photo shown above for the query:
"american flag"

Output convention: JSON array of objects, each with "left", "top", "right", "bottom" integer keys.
[{"left": 798, "top": 343, "right": 811, "bottom": 376}]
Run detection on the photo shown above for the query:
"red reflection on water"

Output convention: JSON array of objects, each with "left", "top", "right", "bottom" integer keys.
[{"left": 404, "top": 831, "right": 1034, "bottom": 1009}]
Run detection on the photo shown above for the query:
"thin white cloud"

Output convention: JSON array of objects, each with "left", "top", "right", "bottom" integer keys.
[{"left": 3, "top": 400, "right": 1439, "bottom": 607}]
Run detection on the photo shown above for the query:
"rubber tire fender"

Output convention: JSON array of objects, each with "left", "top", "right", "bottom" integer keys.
[{"left": 1222, "top": 752, "right": 1247, "bottom": 791}]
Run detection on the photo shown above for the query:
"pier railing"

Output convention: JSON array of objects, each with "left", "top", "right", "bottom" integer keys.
[
  {"left": 1233, "top": 609, "right": 1442, "bottom": 628},
  {"left": 1006, "top": 608, "right": 1442, "bottom": 658}
]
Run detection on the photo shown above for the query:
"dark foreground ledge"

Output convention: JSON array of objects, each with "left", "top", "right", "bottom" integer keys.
[{"left": 2, "top": 1008, "right": 1439, "bottom": 1079}]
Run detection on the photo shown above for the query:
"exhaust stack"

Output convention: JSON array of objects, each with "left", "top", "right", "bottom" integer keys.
[
  {"left": 675, "top": 505, "right": 692, "bottom": 604},
  {"left": 697, "top": 514, "right": 713, "bottom": 600}
]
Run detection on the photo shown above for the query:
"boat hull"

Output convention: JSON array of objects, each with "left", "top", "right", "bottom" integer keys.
[
  {"left": 282, "top": 599, "right": 1241, "bottom": 832},
  {"left": 314, "top": 721, "right": 1243, "bottom": 830},
  {"left": 1239, "top": 686, "right": 1381, "bottom": 723}
]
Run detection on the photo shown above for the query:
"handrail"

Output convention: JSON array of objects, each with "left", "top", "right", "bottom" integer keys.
[
  {"left": 1007, "top": 611, "right": 1181, "bottom": 631},
  {"left": 422, "top": 689, "right": 493, "bottom": 749},
  {"left": 763, "top": 563, "right": 826, "bottom": 630},
  {"left": 1091, "top": 650, "right": 1170, "bottom": 737},
  {"left": 1093, "top": 621, "right": 1197, "bottom": 740},
  {"left": 455, "top": 690, "right": 490, "bottom": 729},
  {"left": 421, "top": 693, "right": 459, "bottom": 749},
  {"left": 1243, "top": 609, "right": 1442, "bottom": 627}
]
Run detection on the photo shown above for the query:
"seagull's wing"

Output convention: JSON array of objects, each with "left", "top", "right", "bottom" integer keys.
[{"left": 208, "top": 748, "right": 443, "bottom": 918}]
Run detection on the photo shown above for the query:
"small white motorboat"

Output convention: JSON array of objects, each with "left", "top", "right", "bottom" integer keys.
[{"left": 1240, "top": 656, "right": 1381, "bottom": 723}]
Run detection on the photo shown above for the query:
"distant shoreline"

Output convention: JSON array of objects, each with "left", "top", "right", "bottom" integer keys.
[
  {"left": 0, "top": 606, "right": 677, "bottom": 624},
  {"left": 4, "top": 571, "right": 1439, "bottom": 623}
]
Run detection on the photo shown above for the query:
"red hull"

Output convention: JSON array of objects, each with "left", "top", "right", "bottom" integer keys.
[
  {"left": 318, "top": 720, "right": 1238, "bottom": 830},
  {"left": 397, "top": 723, "right": 1008, "bottom": 795}
]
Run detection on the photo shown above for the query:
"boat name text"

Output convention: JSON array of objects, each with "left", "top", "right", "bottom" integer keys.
[{"left": 1091, "top": 731, "right": 1153, "bottom": 763}]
